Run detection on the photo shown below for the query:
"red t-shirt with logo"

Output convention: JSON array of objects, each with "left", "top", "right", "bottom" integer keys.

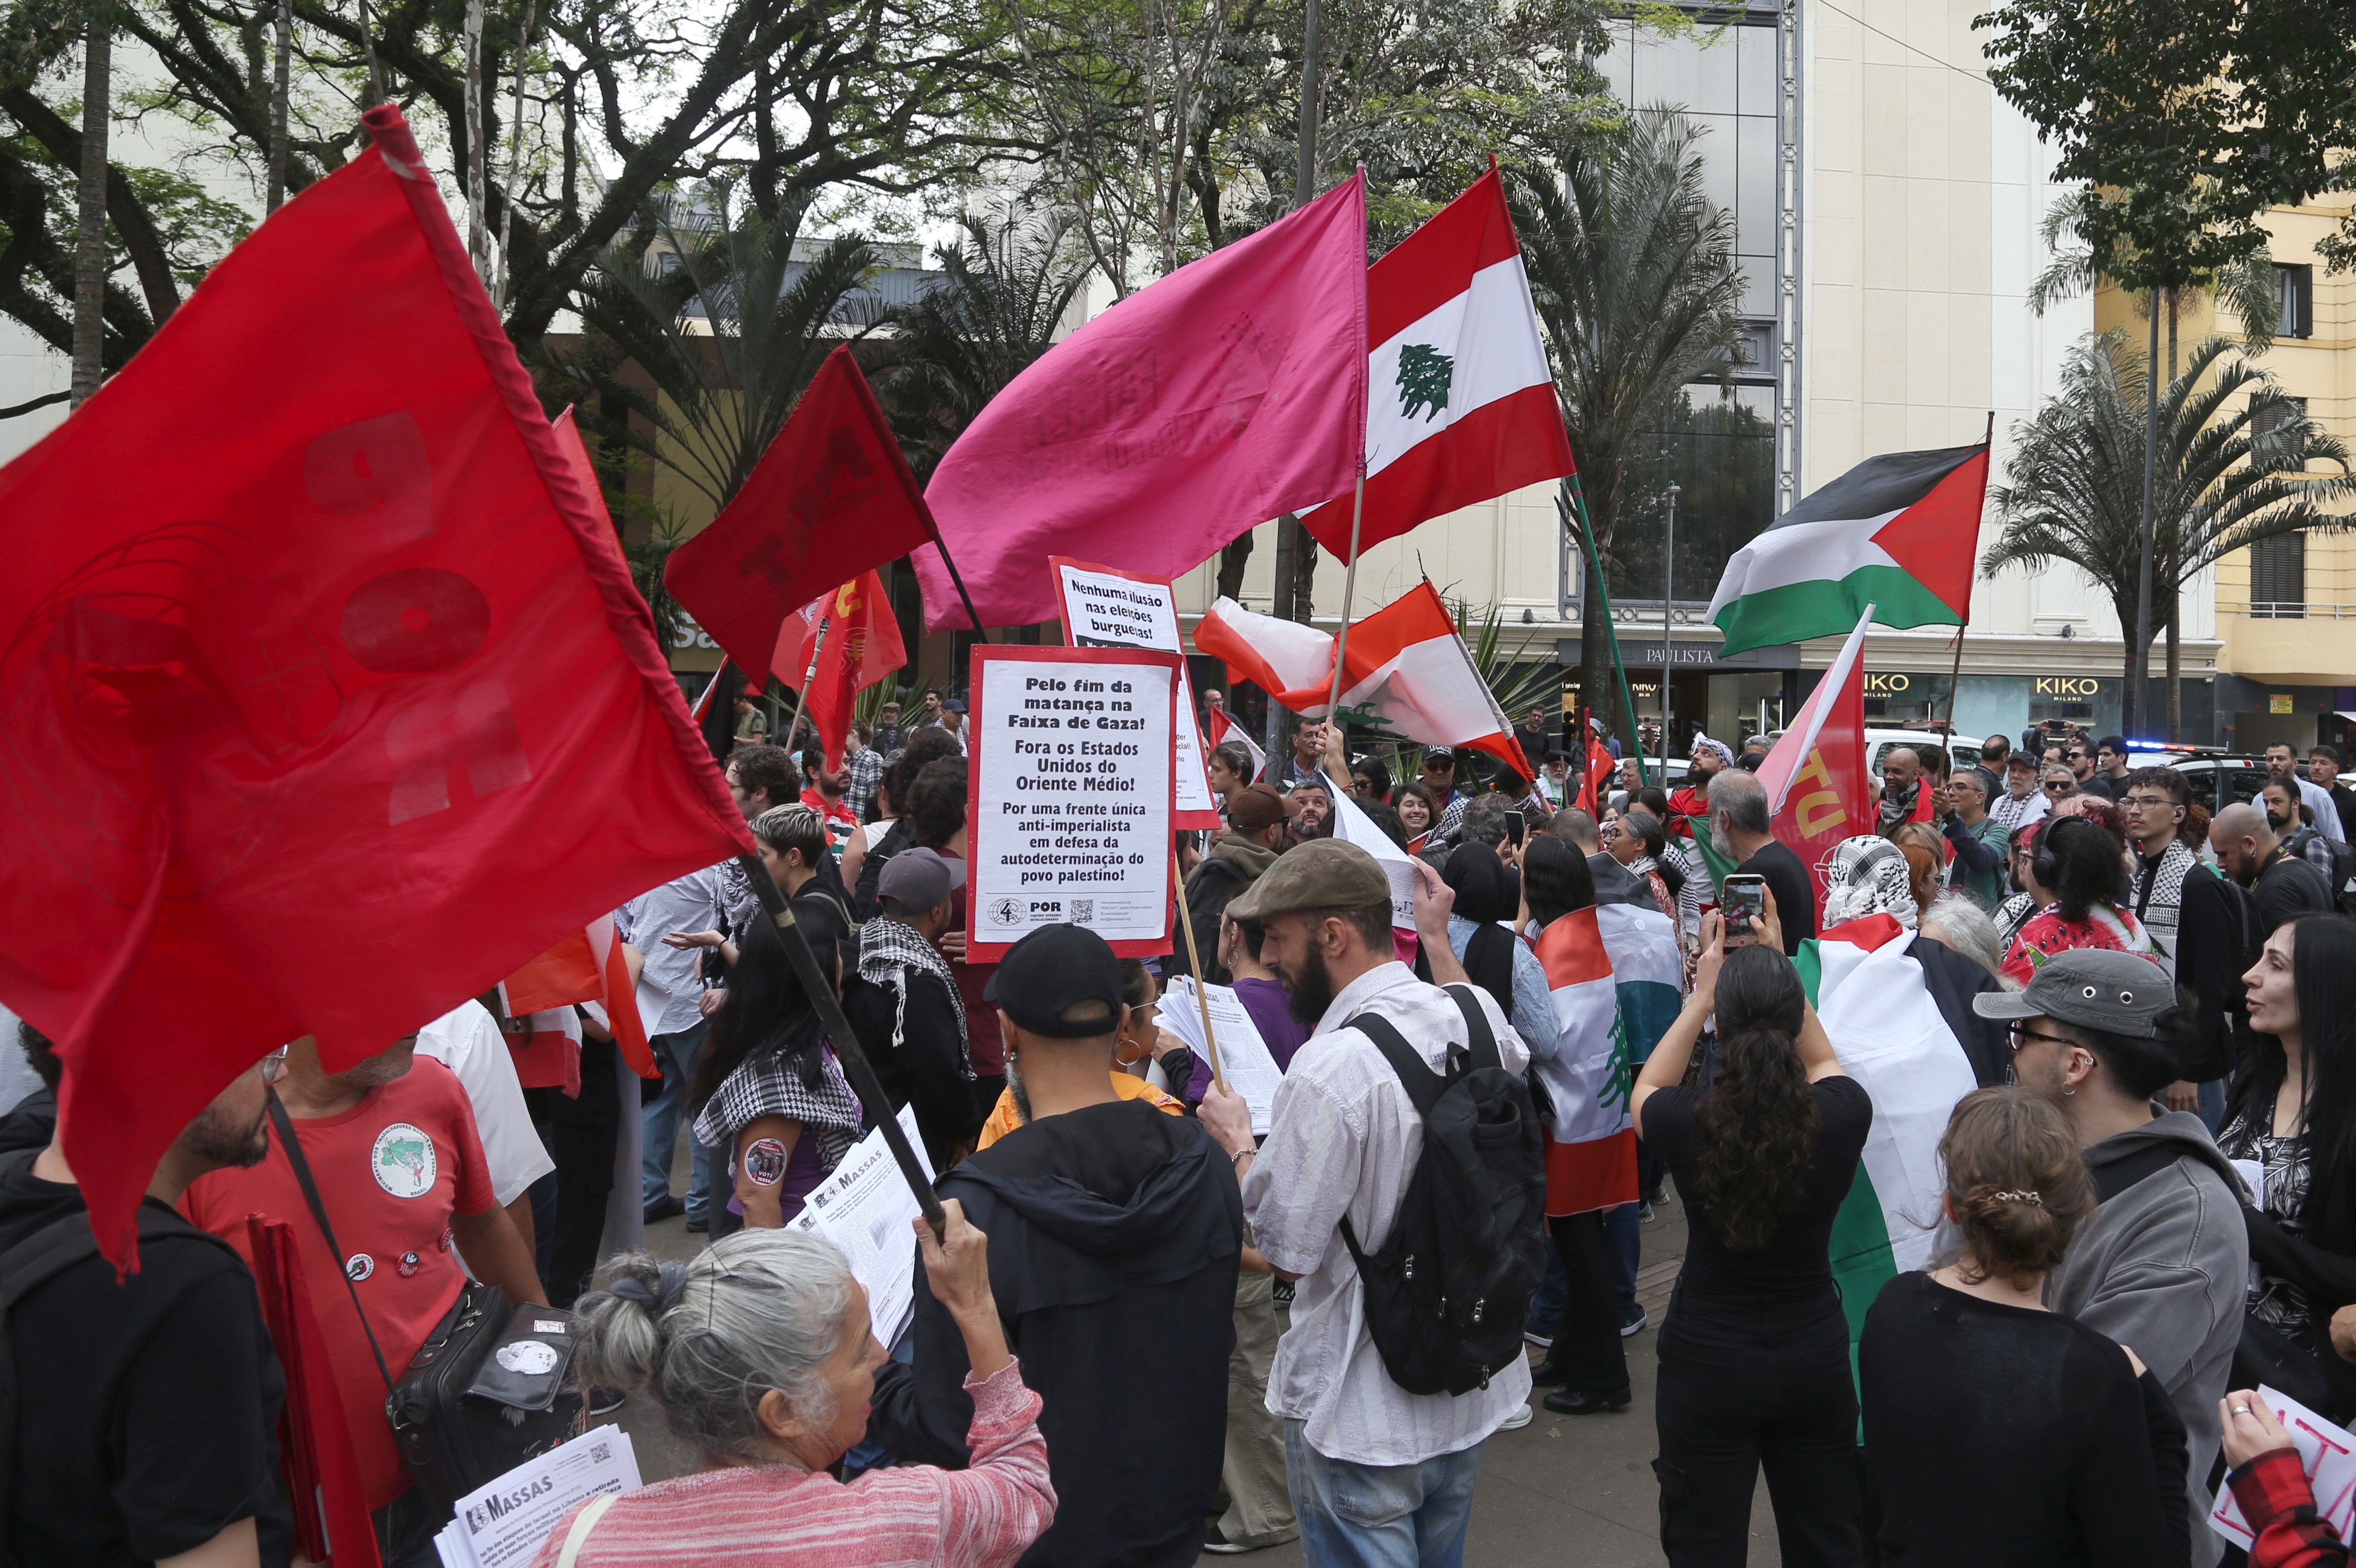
[{"left": 183, "top": 1056, "right": 496, "bottom": 1507}]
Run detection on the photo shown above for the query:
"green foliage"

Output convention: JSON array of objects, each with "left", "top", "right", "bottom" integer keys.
[
  {"left": 1609, "top": 387, "right": 1775, "bottom": 602},
  {"left": 1983, "top": 331, "right": 2356, "bottom": 685},
  {"left": 623, "top": 508, "right": 690, "bottom": 655},
  {"left": 1457, "top": 595, "right": 1559, "bottom": 734}
]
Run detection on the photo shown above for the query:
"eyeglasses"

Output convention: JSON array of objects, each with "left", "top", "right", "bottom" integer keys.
[
  {"left": 2043, "top": 780, "right": 2072, "bottom": 792},
  {"left": 2008, "top": 1023, "right": 2072, "bottom": 1053},
  {"left": 2122, "top": 794, "right": 2175, "bottom": 810}
]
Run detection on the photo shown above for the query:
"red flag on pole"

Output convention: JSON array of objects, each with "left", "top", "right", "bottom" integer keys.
[
  {"left": 247, "top": 1215, "right": 380, "bottom": 1568},
  {"left": 1754, "top": 610, "right": 1875, "bottom": 916},
  {"left": 664, "top": 346, "right": 938, "bottom": 685},
  {"left": 0, "top": 105, "right": 749, "bottom": 1270},
  {"left": 777, "top": 569, "right": 907, "bottom": 771}
]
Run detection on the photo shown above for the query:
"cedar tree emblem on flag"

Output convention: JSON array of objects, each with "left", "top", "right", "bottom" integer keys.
[{"left": 1397, "top": 344, "right": 1453, "bottom": 422}]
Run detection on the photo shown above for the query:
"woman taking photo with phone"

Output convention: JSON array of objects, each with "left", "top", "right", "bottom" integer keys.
[{"left": 1631, "top": 897, "right": 1870, "bottom": 1566}]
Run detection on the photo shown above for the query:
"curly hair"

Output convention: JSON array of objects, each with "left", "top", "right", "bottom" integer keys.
[{"left": 1689, "top": 945, "right": 1819, "bottom": 1252}]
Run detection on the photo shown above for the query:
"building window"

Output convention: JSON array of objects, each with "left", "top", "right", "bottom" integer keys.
[
  {"left": 2250, "top": 531, "right": 2306, "bottom": 618},
  {"left": 2252, "top": 395, "right": 2308, "bottom": 473},
  {"left": 2276, "top": 264, "right": 2314, "bottom": 339}
]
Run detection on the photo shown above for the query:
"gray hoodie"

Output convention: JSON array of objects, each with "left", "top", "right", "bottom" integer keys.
[{"left": 2048, "top": 1110, "right": 2250, "bottom": 1568}]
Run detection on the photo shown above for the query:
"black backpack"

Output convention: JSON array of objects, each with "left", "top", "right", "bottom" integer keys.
[
  {"left": 1338, "top": 986, "right": 1549, "bottom": 1397},
  {"left": 853, "top": 816, "right": 915, "bottom": 922}
]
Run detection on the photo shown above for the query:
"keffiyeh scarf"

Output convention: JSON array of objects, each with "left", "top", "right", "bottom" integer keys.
[
  {"left": 2131, "top": 839, "right": 2196, "bottom": 977},
  {"left": 691, "top": 1045, "right": 861, "bottom": 1168},
  {"left": 857, "top": 916, "right": 971, "bottom": 1075},
  {"left": 1821, "top": 835, "right": 1920, "bottom": 930},
  {"left": 1692, "top": 734, "right": 1736, "bottom": 771}
]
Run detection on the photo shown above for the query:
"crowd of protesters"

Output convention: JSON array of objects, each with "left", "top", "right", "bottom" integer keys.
[{"left": 13, "top": 691, "right": 2356, "bottom": 1568}]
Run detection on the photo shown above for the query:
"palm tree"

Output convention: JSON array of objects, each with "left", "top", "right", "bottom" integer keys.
[
  {"left": 572, "top": 186, "right": 881, "bottom": 515},
  {"left": 882, "top": 203, "right": 1092, "bottom": 481},
  {"left": 1984, "top": 331, "right": 2356, "bottom": 739},
  {"left": 1509, "top": 109, "right": 1745, "bottom": 738}
]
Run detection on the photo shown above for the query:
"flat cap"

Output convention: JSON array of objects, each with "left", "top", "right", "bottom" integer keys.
[{"left": 1227, "top": 838, "right": 1393, "bottom": 919}]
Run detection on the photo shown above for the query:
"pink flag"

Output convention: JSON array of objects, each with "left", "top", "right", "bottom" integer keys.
[{"left": 914, "top": 175, "right": 1368, "bottom": 630}]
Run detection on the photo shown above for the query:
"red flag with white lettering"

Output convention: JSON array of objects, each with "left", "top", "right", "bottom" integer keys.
[
  {"left": 1754, "top": 610, "right": 1875, "bottom": 916},
  {"left": 0, "top": 106, "right": 748, "bottom": 1269}
]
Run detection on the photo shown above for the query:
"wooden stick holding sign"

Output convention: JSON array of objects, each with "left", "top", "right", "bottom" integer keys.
[
  {"left": 734, "top": 852, "right": 945, "bottom": 1234},
  {"left": 1169, "top": 851, "right": 1227, "bottom": 1092}
]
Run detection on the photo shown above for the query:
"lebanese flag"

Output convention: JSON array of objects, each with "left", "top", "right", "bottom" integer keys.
[
  {"left": 1754, "top": 608, "right": 1875, "bottom": 917},
  {"left": 1194, "top": 584, "right": 1533, "bottom": 776},
  {"left": 665, "top": 345, "right": 939, "bottom": 685},
  {"left": 1707, "top": 443, "right": 1988, "bottom": 656},
  {"left": 1301, "top": 166, "right": 1571, "bottom": 556},
  {"left": 1529, "top": 908, "right": 1635, "bottom": 1215},
  {"left": 0, "top": 105, "right": 749, "bottom": 1269},
  {"left": 778, "top": 569, "right": 908, "bottom": 770},
  {"left": 915, "top": 175, "right": 1367, "bottom": 630}
]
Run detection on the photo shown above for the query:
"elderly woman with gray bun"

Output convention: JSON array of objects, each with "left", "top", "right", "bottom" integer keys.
[{"left": 529, "top": 1202, "right": 1054, "bottom": 1568}]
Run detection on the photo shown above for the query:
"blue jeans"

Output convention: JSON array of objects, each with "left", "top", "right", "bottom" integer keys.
[
  {"left": 1525, "top": 1247, "right": 1568, "bottom": 1339},
  {"left": 640, "top": 1022, "right": 713, "bottom": 1219},
  {"left": 1284, "top": 1422, "right": 1484, "bottom": 1568},
  {"left": 2198, "top": 1077, "right": 2227, "bottom": 1134}
]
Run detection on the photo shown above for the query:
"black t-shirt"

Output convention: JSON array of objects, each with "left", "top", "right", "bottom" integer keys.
[
  {"left": 1860, "top": 1271, "right": 2188, "bottom": 1568},
  {"left": 2255, "top": 849, "right": 2336, "bottom": 938},
  {"left": 1735, "top": 839, "right": 1818, "bottom": 952},
  {"left": 0, "top": 1155, "right": 291, "bottom": 1567},
  {"left": 1640, "top": 1075, "right": 1871, "bottom": 1312}
]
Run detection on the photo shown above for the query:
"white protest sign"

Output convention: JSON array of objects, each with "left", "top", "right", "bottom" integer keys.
[
  {"left": 967, "top": 645, "right": 1178, "bottom": 960},
  {"left": 1051, "top": 558, "right": 1219, "bottom": 827},
  {"left": 2210, "top": 1384, "right": 2356, "bottom": 1550},
  {"left": 788, "top": 1104, "right": 935, "bottom": 1348},
  {"left": 433, "top": 1425, "right": 641, "bottom": 1568},
  {"left": 1159, "top": 976, "right": 1285, "bottom": 1134}
]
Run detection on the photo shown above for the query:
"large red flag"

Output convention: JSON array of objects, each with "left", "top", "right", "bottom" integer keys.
[
  {"left": 664, "top": 345, "right": 938, "bottom": 685},
  {"left": 777, "top": 569, "right": 907, "bottom": 771},
  {"left": 914, "top": 174, "right": 1368, "bottom": 631},
  {"left": 0, "top": 106, "right": 749, "bottom": 1269},
  {"left": 1754, "top": 610, "right": 1875, "bottom": 916}
]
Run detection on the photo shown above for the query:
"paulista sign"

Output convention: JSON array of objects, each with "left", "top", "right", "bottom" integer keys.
[{"left": 1555, "top": 637, "right": 1797, "bottom": 671}]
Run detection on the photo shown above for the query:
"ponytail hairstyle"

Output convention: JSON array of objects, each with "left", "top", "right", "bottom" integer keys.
[
  {"left": 574, "top": 1232, "right": 857, "bottom": 1464},
  {"left": 1938, "top": 1085, "right": 2094, "bottom": 1288},
  {"left": 1691, "top": 945, "right": 1816, "bottom": 1252}
]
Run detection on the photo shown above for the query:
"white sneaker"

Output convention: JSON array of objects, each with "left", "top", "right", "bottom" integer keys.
[{"left": 1496, "top": 1403, "right": 1535, "bottom": 1432}]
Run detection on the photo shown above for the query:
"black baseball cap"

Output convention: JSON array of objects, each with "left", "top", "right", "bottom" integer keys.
[{"left": 983, "top": 924, "right": 1125, "bottom": 1038}]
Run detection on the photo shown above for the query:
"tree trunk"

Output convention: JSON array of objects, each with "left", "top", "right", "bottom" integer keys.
[
  {"left": 2165, "top": 608, "right": 2182, "bottom": 742},
  {"left": 1215, "top": 533, "right": 1252, "bottom": 602},
  {"left": 266, "top": 0, "right": 290, "bottom": 214},
  {"left": 69, "top": 7, "right": 109, "bottom": 408},
  {"left": 463, "top": 0, "right": 489, "bottom": 285}
]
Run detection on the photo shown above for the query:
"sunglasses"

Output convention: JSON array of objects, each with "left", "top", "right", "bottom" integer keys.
[{"left": 2043, "top": 780, "right": 2071, "bottom": 792}]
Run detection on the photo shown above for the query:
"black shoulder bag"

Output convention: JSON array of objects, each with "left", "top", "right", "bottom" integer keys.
[{"left": 266, "top": 1093, "right": 582, "bottom": 1510}]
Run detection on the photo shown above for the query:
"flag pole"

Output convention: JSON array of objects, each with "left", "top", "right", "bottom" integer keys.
[
  {"left": 780, "top": 614, "right": 831, "bottom": 762},
  {"left": 926, "top": 530, "right": 990, "bottom": 638},
  {"left": 1939, "top": 410, "right": 1994, "bottom": 739},
  {"left": 737, "top": 851, "right": 945, "bottom": 1232},
  {"left": 1321, "top": 471, "right": 1368, "bottom": 725},
  {"left": 1561, "top": 478, "right": 1650, "bottom": 788},
  {"left": 1170, "top": 853, "right": 1228, "bottom": 1092}
]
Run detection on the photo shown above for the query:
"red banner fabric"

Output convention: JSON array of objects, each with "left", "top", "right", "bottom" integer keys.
[
  {"left": 664, "top": 346, "right": 938, "bottom": 686},
  {"left": 0, "top": 105, "right": 747, "bottom": 1269},
  {"left": 776, "top": 569, "right": 909, "bottom": 771}
]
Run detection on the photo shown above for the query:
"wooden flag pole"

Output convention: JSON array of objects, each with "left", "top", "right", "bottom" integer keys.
[
  {"left": 1170, "top": 852, "right": 1228, "bottom": 1092},
  {"left": 1321, "top": 470, "right": 1369, "bottom": 724},
  {"left": 737, "top": 851, "right": 945, "bottom": 1232}
]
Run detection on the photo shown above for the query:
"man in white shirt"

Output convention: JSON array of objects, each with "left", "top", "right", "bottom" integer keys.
[
  {"left": 416, "top": 1000, "right": 556, "bottom": 1260},
  {"left": 1199, "top": 841, "right": 1529, "bottom": 1568},
  {"left": 2266, "top": 742, "right": 2347, "bottom": 844},
  {"left": 621, "top": 863, "right": 746, "bottom": 1230}
]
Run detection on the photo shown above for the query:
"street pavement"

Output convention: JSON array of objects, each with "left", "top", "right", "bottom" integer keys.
[{"left": 626, "top": 1138, "right": 1787, "bottom": 1566}]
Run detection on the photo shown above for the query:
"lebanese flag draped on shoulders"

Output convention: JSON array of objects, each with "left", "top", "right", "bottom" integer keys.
[
  {"left": 1752, "top": 608, "right": 1876, "bottom": 918},
  {"left": 1301, "top": 164, "right": 1573, "bottom": 555},
  {"left": 1194, "top": 583, "right": 1534, "bottom": 777},
  {"left": 777, "top": 569, "right": 907, "bottom": 771},
  {"left": 0, "top": 105, "right": 749, "bottom": 1269},
  {"left": 914, "top": 175, "right": 1368, "bottom": 630}
]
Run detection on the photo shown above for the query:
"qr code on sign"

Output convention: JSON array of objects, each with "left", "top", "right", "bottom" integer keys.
[
  {"left": 590, "top": 1442, "right": 612, "bottom": 1464},
  {"left": 1072, "top": 899, "right": 1094, "bottom": 922}
]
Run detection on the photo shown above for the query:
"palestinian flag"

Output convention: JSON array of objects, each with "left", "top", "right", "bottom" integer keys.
[
  {"left": 1300, "top": 166, "right": 1571, "bottom": 557},
  {"left": 1798, "top": 913, "right": 1979, "bottom": 1374},
  {"left": 1707, "top": 443, "right": 1990, "bottom": 656},
  {"left": 1530, "top": 908, "right": 1636, "bottom": 1216}
]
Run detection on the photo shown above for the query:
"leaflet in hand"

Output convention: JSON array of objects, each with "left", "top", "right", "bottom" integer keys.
[
  {"left": 1159, "top": 976, "right": 1285, "bottom": 1135},
  {"left": 788, "top": 1103, "right": 936, "bottom": 1347},
  {"left": 2210, "top": 1385, "right": 2356, "bottom": 1550},
  {"left": 432, "top": 1424, "right": 641, "bottom": 1568}
]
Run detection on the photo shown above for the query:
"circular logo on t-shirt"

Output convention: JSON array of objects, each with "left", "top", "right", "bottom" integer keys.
[
  {"left": 345, "top": 1252, "right": 374, "bottom": 1281},
  {"left": 371, "top": 1122, "right": 438, "bottom": 1199}
]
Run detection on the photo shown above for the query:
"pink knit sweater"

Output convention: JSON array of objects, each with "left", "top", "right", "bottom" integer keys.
[{"left": 528, "top": 1360, "right": 1054, "bottom": 1568}]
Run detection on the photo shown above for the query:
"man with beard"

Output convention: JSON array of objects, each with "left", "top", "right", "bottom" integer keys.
[
  {"left": 183, "top": 1032, "right": 543, "bottom": 1566},
  {"left": 1878, "top": 745, "right": 1928, "bottom": 837},
  {"left": 0, "top": 1022, "right": 293, "bottom": 1568},
  {"left": 1976, "top": 951, "right": 2247, "bottom": 1564},
  {"left": 2267, "top": 741, "right": 2347, "bottom": 844},
  {"left": 1665, "top": 733, "right": 1732, "bottom": 839},
  {"left": 870, "top": 923, "right": 1241, "bottom": 1567},
  {"left": 2262, "top": 777, "right": 2338, "bottom": 880},
  {"left": 1196, "top": 840, "right": 1532, "bottom": 1566}
]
